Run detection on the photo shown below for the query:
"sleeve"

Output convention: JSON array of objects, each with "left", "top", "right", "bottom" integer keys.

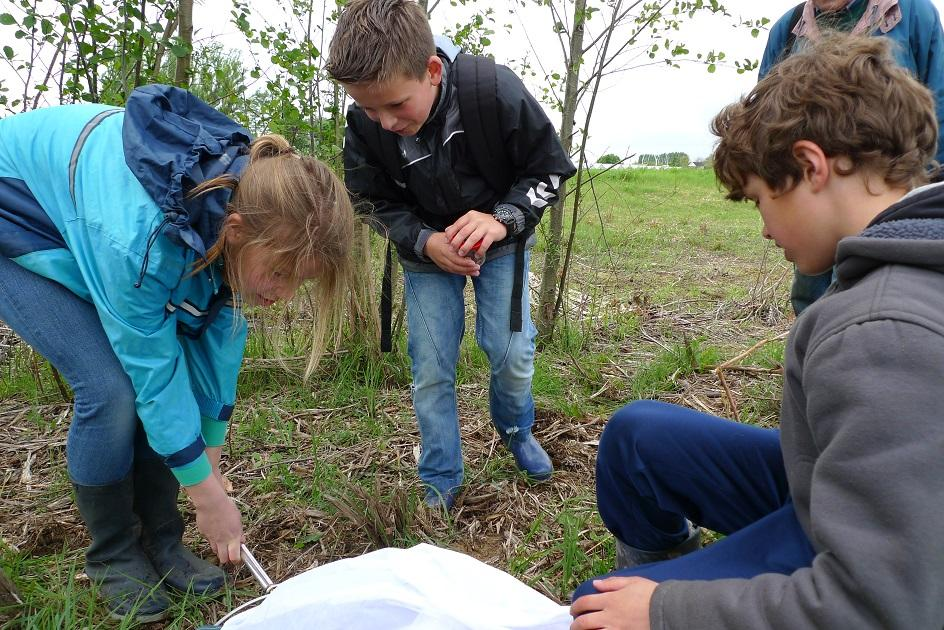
[
  {"left": 343, "top": 111, "right": 433, "bottom": 259},
  {"left": 649, "top": 319, "right": 944, "bottom": 629},
  {"left": 758, "top": 8, "right": 797, "bottom": 79},
  {"left": 910, "top": 0, "right": 944, "bottom": 165},
  {"left": 493, "top": 65, "right": 577, "bottom": 234},
  {"left": 80, "top": 238, "right": 218, "bottom": 486},
  {"left": 177, "top": 291, "right": 247, "bottom": 449}
]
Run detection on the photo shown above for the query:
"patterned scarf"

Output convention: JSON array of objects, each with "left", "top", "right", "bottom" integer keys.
[{"left": 793, "top": 0, "right": 902, "bottom": 40}]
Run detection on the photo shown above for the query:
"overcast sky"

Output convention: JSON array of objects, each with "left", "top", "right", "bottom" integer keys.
[{"left": 4, "top": 0, "right": 942, "bottom": 162}]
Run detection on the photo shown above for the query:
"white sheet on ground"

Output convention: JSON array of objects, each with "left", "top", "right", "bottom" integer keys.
[{"left": 223, "top": 543, "right": 572, "bottom": 629}]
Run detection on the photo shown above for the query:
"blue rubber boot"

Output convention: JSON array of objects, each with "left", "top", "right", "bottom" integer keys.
[
  {"left": 423, "top": 486, "right": 458, "bottom": 511},
  {"left": 505, "top": 430, "right": 553, "bottom": 481}
]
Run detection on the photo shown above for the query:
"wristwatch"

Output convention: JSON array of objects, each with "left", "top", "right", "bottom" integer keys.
[{"left": 492, "top": 204, "right": 521, "bottom": 236}]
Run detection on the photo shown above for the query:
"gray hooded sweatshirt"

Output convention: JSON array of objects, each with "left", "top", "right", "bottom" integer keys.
[{"left": 650, "top": 182, "right": 944, "bottom": 629}]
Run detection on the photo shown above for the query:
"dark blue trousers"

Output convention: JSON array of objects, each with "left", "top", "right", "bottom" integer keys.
[{"left": 573, "top": 400, "right": 816, "bottom": 600}]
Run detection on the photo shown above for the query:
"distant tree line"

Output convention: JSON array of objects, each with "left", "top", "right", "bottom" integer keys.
[{"left": 638, "top": 152, "right": 691, "bottom": 167}]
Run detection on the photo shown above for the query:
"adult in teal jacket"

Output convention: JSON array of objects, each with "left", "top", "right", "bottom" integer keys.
[
  {"left": 0, "top": 85, "right": 354, "bottom": 621},
  {"left": 759, "top": 0, "right": 944, "bottom": 315}
]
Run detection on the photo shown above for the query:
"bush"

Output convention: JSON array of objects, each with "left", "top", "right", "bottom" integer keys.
[{"left": 597, "top": 153, "right": 621, "bottom": 164}]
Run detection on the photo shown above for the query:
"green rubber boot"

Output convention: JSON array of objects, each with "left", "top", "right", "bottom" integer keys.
[
  {"left": 73, "top": 477, "right": 171, "bottom": 623},
  {"left": 133, "top": 456, "right": 226, "bottom": 595}
]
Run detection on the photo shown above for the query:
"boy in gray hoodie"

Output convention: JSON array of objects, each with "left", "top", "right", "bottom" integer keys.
[{"left": 570, "top": 34, "right": 944, "bottom": 630}]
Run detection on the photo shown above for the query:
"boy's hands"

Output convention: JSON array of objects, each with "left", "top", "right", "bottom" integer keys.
[
  {"left": 444, "top": 210, "right": 508, "bottom": 258},
  {"left": 569, "top": 576, "right": 657, "bottom": 630},
  {"left": 424, "top": 232, "right": 482, "bottom": 276}
]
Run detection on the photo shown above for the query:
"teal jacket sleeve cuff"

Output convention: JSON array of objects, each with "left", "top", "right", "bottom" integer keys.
[
  {"left": 201, "top": 415, "right": 229, "bottom": 447},
  {"left": 171, "top": 452, "right": 212, "bottom": 486}
]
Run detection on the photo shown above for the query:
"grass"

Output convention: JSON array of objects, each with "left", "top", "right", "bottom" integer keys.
[{"left": 0, "top": 167, "right": 792, "bottom": 628}]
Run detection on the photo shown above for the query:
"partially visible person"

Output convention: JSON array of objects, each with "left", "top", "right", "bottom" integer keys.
[
  {"left": 570, "top": 35, "right": 944, "bottom": 630},
  {"left": 0, "top": 85, "right": 354, "bottom": 622},
  {"left": 326, "top": 0, "right": 576, "bottom": 510},
  {"left": 760, "top": 0, "right": 944, "bottom": 314}
]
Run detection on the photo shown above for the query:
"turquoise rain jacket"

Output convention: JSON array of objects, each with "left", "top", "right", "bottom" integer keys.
[{"left": 0, "top": 85, "right": 251, "bottom": 486}]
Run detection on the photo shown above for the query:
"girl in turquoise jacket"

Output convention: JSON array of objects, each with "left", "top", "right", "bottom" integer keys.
[{"left": 0, "top": 85, "right": 354, "bottom": 621}]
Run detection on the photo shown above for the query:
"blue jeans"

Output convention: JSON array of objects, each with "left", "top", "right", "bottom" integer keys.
[
  {"left": 573, "top": 401, "right": 815, "bottom": 599},
  {"left": 790, "top": 267, "right": 833, "bottom": 315},
  {"left": 403, "top": 251, "right": 537, "bottom": 494},
  {"left": 0, "top": 255, "right": 152, "bottom": 485}
]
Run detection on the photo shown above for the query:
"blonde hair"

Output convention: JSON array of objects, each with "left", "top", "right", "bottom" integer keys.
[
  {"left": 193, "top": 134, "right": 354, "bottom": 378},
  {"left": 325, "top": 0, "right": 435, "bottom": 85},
  {"left": 712, "top": 34, "right": 938, "bottom": 200}
]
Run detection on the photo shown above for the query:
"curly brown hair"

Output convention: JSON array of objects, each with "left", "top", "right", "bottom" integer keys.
[
  {"left": 712, "top": 34, "right": 938, "bottom": 201},
  {"left": 326, "top": 0, "right": 435, "bottom": 86}
]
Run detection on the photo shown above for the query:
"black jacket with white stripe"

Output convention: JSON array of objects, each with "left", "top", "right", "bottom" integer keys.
[{"left": 343, "top": 48, "right": 576, "bottom": 272}]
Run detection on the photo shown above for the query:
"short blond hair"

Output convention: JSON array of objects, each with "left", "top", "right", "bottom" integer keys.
[
  {"left": 326, "top": 0, "right": 435, "bottom": 85},
  {"left": 712, "top": 34, "right": 938, "bottom": 200}
]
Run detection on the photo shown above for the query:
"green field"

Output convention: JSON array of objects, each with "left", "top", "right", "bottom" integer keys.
[{"left": 0, "top": 167, "right": 793, "bottom": 628}]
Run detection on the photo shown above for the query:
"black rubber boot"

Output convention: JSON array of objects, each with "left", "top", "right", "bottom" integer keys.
[
  {"left": 72, "top": 477, "right": 171, "bottom": 622},
  {"left": 615, "top": 521, "right": 703, "bottom": 569},
  {"left": 133, "top": 456, "right": 226, "bottom": 595}
]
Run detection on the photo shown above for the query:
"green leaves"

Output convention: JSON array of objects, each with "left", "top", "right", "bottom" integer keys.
[{"left": 0, "top": 0, "right": 188, "bottom": 109}]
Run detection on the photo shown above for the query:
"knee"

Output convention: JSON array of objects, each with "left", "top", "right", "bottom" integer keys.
[
  {"left": 599, "top": 400, "right": 672, "bottom": 470},
  {"left": 572, "top": 577, "right": 600, "bottom": 602},
  {"left": 73, "top": 369, "right": 137, "bottom": 423},
  {"left": 482, "top": 332, "right": 534, "bottom": 378}
]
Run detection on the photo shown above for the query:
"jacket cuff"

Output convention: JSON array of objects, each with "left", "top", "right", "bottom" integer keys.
[
  {"left": 415, "top": 228, "right": 436, "bottom": 261},
  {"left": 494, "top": 202, "right": 526, "bottom": 236},
  {"left": 193, "top": 391, "right": 235, "bottom": 422},
  {"left": 171, "top": 452, "right": 212, "bottom": 486},
  {"left": 201, "top": 415, "right": 228, "bottom": 448}
]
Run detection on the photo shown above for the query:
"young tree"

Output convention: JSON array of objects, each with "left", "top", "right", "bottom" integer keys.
[
  {"left": 174, "top": 0, "right": 193, "bottom": 86},
  {"left": 521, "top": 0, "right": 768, "bottom": 340},
  {"left": 0, "top": 0, "right": 187, "bottom": 110}
]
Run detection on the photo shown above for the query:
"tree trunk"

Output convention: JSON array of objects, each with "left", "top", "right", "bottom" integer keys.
[
  {"left": 151, "top": 14, "right": 179, "bottom": 81},
  {"left": 536, "top": 0, "right": 586, "bottom": 342},
  {"left": 174, "top": 0, "right": 193, "bottom": 87}
]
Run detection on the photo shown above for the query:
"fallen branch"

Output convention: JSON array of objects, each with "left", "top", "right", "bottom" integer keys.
[
  {"left": 0, "top": 566, "right": 23, "bottom": 606},
  {"left": 712, "top": 331, "right": 789, "bottom": 421}
]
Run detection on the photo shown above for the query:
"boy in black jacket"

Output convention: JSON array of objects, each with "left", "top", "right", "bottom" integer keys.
[{"left": 327, "top": 0, "right": 576, "bottom": 510}]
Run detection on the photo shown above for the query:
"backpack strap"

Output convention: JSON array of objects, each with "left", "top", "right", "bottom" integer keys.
[
  {"left": 454, "top": 53, "right": 514, "bottom": 196},
  {"left": 380, "top": 240, "right": 394, "bottom": 352},
  {"left": 780, "top": 2, "right": 807, "bottom": 63},
  {"left": 347, "top": 107, "right": 407, "bottom": 352},
  {"left": 455, "top": 53, "right": 526, "bottom": 333}
]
